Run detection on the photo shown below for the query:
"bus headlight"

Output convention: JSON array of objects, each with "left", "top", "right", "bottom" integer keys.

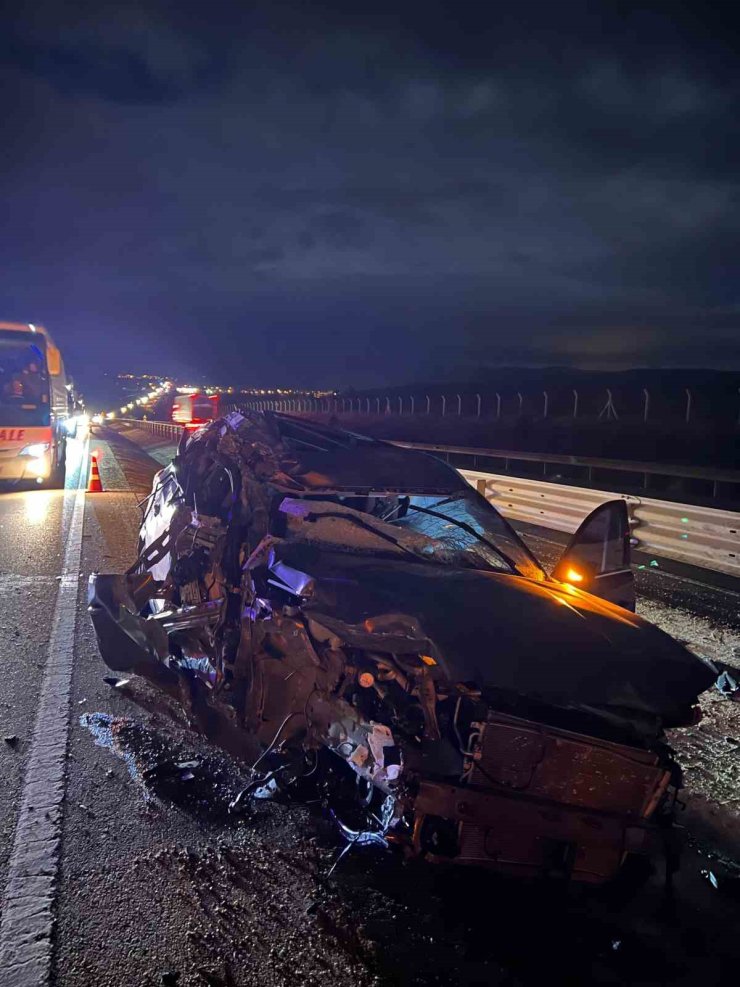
[{"left": 20, "top": 442, "right": 51, "bottom": 458}]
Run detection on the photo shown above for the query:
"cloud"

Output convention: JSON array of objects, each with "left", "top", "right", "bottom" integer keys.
[
  {"left": 4, "top": 3, "right": 227, "bottom": 102},
  {"left": 0, "top": 0, "right": 738, "bottom": 385}
]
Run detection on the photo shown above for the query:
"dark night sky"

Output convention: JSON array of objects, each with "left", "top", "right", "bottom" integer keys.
[{"left": 1, "top": 1, "right": 739, "bottom": 389}]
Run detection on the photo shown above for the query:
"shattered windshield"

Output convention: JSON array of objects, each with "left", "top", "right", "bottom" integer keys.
[
  {"left": 389, "top": 490, "right": 545, "bottom": 580},
  {"left": 0, "top": 331, "right": 50, "bottom": 426},
  {"left": 279, "top": 489, "right": 545, "bottom": 579}
]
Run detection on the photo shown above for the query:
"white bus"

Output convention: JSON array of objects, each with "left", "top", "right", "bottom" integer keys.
[{"left": 0, "top": 322, "right": 71, "bottom": 486}]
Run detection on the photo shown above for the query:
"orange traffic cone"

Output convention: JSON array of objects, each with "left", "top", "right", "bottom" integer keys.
[{"left": 88, "top": 453, "right": 103, "bottom": 493}]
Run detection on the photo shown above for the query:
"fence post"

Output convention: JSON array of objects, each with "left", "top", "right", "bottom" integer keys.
[
  {"left": 643, "top": 389, "right": 649, "bottom": 423},
  {"left": 456, "top": 394, "right": 462, "bottom": 416},
  {"left": 599, "top": 389, "right": 618, "bottom": 421},
  {"left": 685, "top": 388, "right": 692, "bottom": 424},
  {"left": 476, "top": 393, "right": 481, "bottom": 418},
  {"left": 543, "top": 391, "right": 548, "bottom": 419},
  {"left": 441, "top": 395, "right": 447, "bottom": 416}
]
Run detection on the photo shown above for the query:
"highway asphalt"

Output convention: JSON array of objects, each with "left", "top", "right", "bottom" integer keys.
[{"left": 1, "top": 425, "right": 740, "bottom": 986}]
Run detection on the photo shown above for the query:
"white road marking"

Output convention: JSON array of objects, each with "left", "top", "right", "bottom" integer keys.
[{"left": 0, "top": 439, "right": 89, "bottom": 986}]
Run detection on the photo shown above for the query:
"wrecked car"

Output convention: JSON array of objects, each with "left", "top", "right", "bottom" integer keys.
[{"left": 89, "top": 412, "right": 718, "bottom": 884}]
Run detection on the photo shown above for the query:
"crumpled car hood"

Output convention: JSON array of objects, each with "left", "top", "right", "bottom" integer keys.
[{"left": 276, "top": 544, "right": 715, "bottom": 726}]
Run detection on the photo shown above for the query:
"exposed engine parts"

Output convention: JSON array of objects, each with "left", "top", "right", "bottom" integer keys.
[{"left": 89, "top": 411, "right": 720, "bottom": 884}]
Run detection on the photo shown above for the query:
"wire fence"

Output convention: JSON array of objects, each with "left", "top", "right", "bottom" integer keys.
[{"left": 227, "top": 385, "right": 740, "bottom": 427}]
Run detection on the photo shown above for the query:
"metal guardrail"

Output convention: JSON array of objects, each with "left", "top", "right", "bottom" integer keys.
[
  {"left": 111, "top": 419, "right": 184, "bottom": 441},
  {"left": 463, "top": 470, "right": 740, "bottom": 579},
  {"left": 110, "top": 418, "right": 740, "bottom": 578},
  {"left": 392, "top": 441, "right": 740, "bottom": 487}
]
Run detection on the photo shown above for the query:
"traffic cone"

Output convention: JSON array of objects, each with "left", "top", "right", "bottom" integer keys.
[{"left": 88, "top": 452, "right": 103, "bottom": 492}]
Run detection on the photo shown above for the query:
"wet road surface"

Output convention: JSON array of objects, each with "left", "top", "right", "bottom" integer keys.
[{"left": 1, "top": 424, "right": 740, "bottom": 986}]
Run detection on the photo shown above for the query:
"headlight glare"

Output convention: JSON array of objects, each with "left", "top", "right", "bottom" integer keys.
[{"left": 20, "top": 442, "right": 50, "bottom": 458}]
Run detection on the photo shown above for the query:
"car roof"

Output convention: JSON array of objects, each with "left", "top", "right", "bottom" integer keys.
[{"left": 266, "top": 412, "right": 469, "bottom": 495}]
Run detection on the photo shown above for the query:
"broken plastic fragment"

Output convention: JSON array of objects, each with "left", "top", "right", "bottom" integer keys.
[
  {"left": 716, "top": 669, "right": 740, "bottom": 698},
  {"left": 103, "top": 675, "right": 130, "bottom": 689},
  {"left": 278, "top": 497, "right": 313, "bottom": 518}
]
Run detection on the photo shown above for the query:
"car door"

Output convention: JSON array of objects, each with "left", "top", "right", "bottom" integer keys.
[{"left": 551, "top": 500, "right": 635, "bottom": 611}]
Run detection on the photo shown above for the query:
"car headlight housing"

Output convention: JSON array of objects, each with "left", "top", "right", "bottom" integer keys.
[{"left": 20, "top": 442, "right": 50, "bottom": 458}]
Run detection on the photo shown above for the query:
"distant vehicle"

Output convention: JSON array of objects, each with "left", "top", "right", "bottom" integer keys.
[
  {"left": 171, "top": 391, "right": 220, "bottom": 428},
  {"left": 0, "top": 322, "right": 71, "bottom": 486}
]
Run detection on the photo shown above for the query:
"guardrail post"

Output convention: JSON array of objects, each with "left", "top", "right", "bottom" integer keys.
[
  {"left": 542, "top": 391, "right": 548, "bottom": 419},
  {"left": 496, "top": 392, "right": 501, "bottom": 420},
  {"left": 375, "top": 397, "right": 380, "bottom": 415},
  {"left": 410, "top": 396, "right": 415, "bottom": 415},
  {"left": 441, "top": 395, "right": 447, "bottom": 417},
  {"left": 572, "top": 389, "right": 578, "bottom": 418},
  {"left": 385, "top": 396, "right": 391, "bottom": 415},
  {"left": 643, "top": 388, "right": 649, "bottom": 423},
  {"left": 517, "top": 392, "right": 523, "bottom": 417},
  {"left": 456, "top": 394, "right": 462, "bottom": 416},
  {"left": 685, "top": 388, "right": 692, "bottom": 424},
  {"left": 476, "top": 393, "right": 481, "bottom": 418},
  {"left": 425, "top": 395, "right": 431, "bottom": 415},
  {"left": 399, "top": 396, "right": 403, "bottom": 415}
]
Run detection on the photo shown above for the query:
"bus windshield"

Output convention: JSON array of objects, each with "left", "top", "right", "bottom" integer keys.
[{"left": 0, "top": 330, "right": 50, "bottom": 426}]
